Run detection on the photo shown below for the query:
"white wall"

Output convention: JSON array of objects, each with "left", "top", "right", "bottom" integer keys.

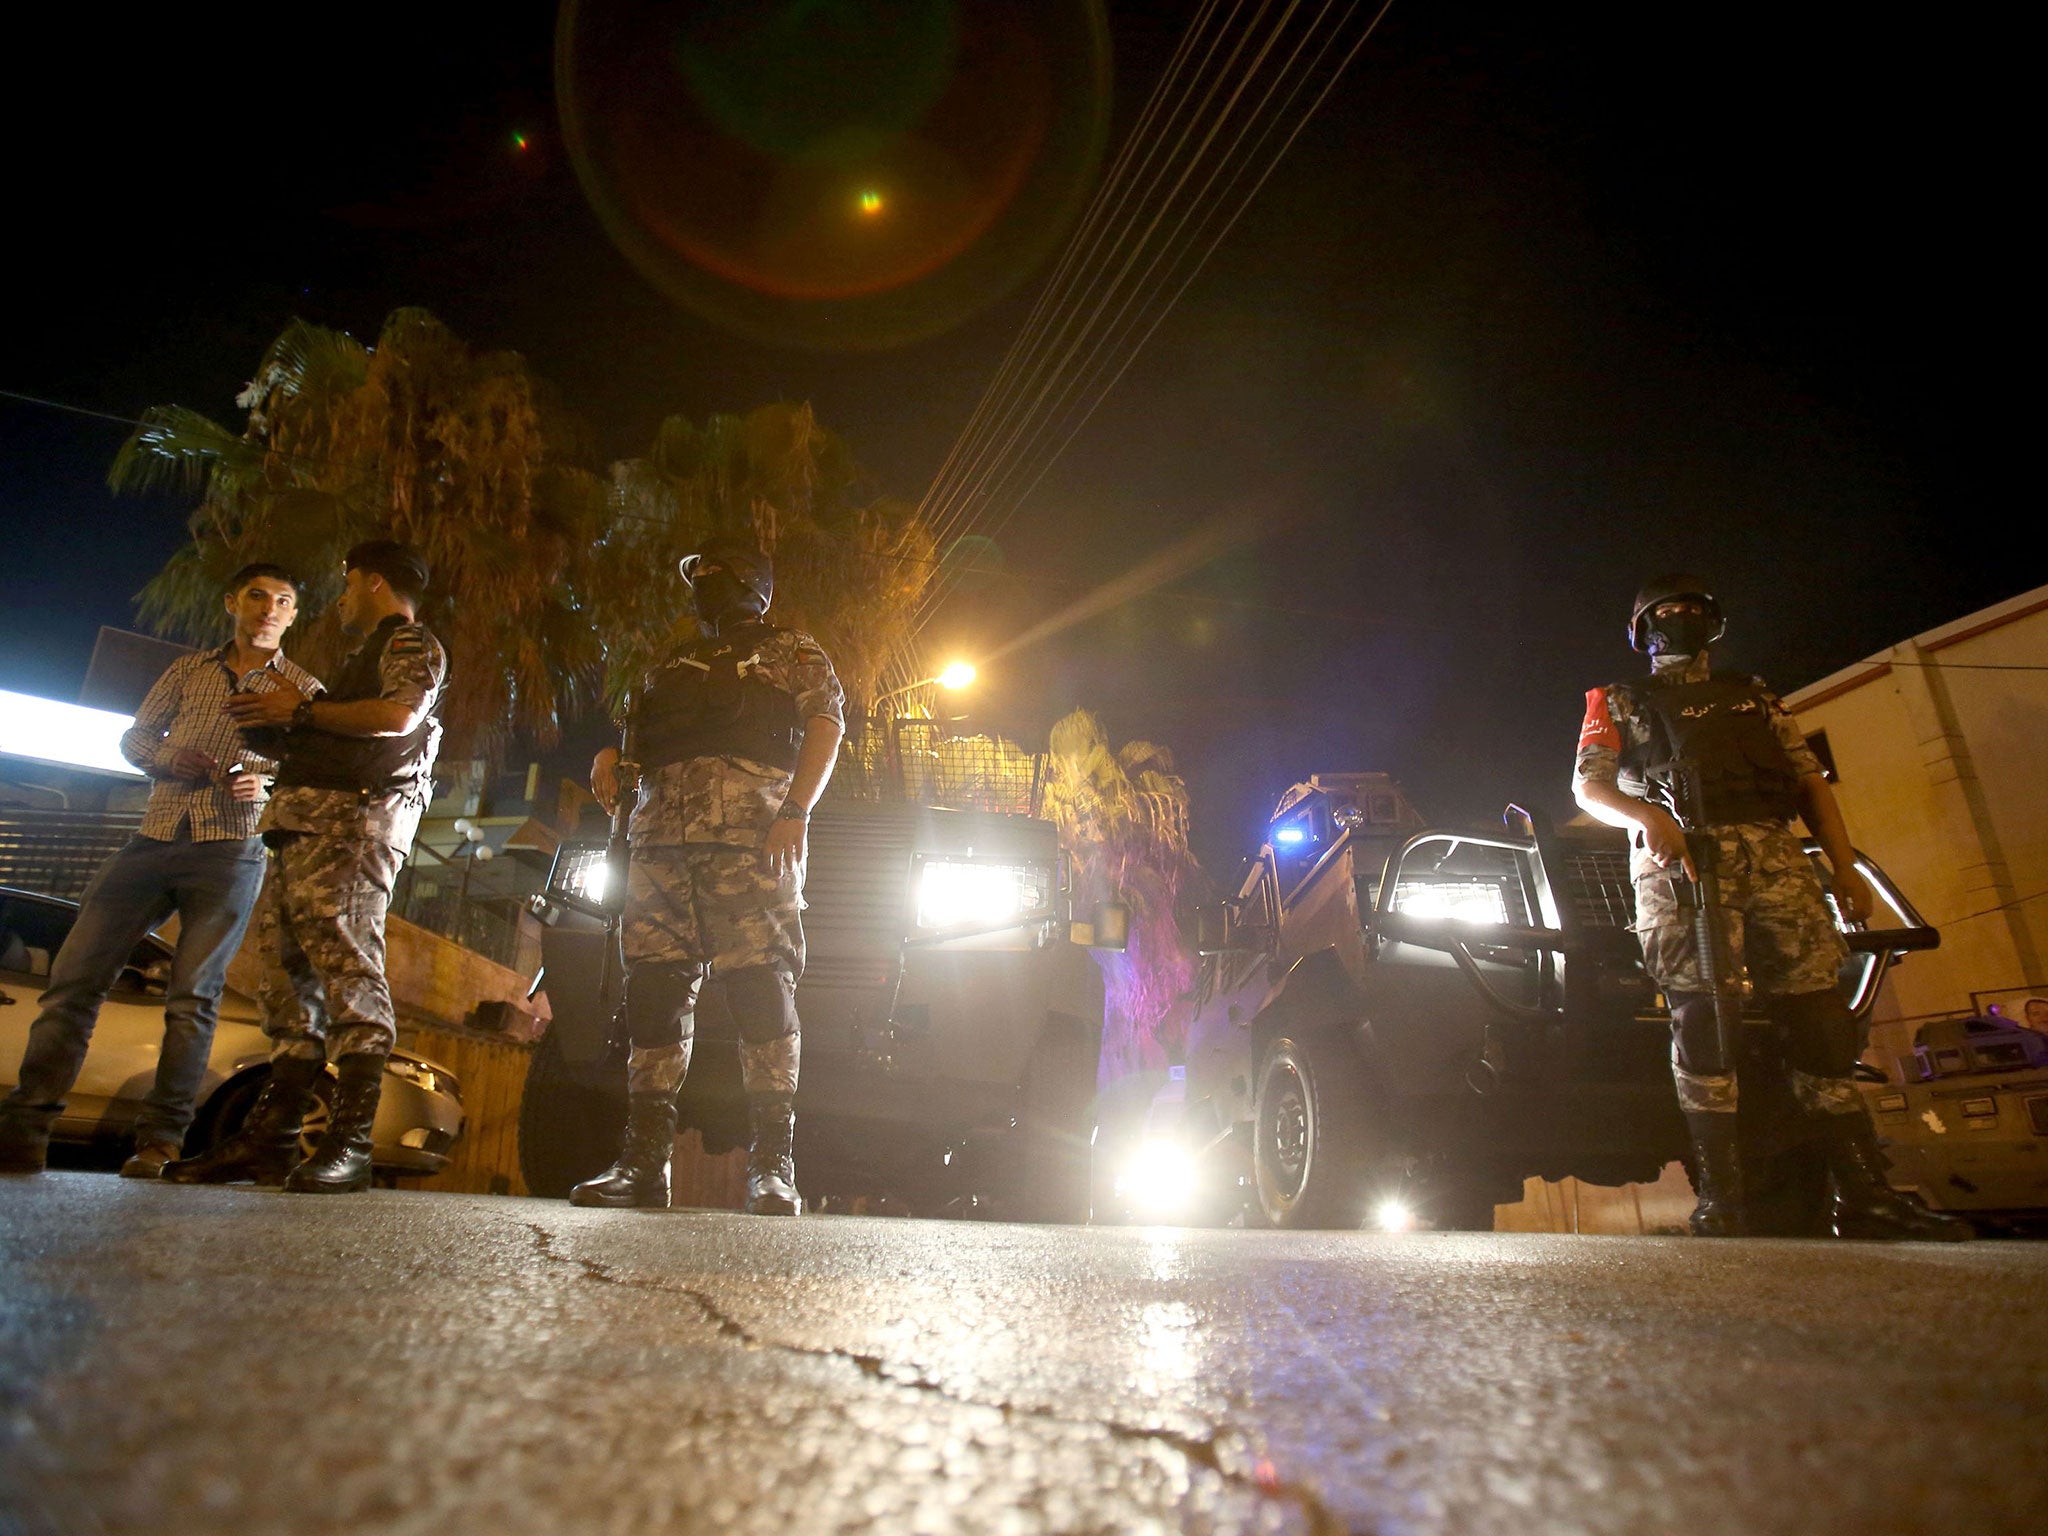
[{"left": 1785, "top": 587, "right": 2048, "bottom": 1064}]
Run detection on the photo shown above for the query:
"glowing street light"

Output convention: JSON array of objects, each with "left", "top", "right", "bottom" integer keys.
[{"left": 873, "top": 660, "right": 978, "bottom": 711}]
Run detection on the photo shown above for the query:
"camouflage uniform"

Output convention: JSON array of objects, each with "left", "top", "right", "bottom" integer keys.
[
  {"left": 259, "top": 621, "right": 447, "bottom": 1064},
  {"left": 1574, "top": 651, "right": 1851, "bottom": 1117},
  {"left": 620, "top": 625, "right": 843, "bottom": 1098}
]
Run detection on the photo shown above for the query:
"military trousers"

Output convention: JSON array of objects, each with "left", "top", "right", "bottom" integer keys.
[
  {"left": 1631, "top": 819, "right": 1853, "bottom": 1114},
  {"left": 620, "top": 843, "right": 803, "bottom": 1098},
  {"left": 258, "top": 830, "right": 406, "bottom": 1063}
]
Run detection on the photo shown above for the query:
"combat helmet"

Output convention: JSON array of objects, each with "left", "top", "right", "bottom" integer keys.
[{"left": 1628, "top": 573, "right": 1724, "bottom": 653}]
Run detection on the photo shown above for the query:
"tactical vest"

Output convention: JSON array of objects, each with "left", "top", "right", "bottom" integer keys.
[
  {"left": 1613, "top": 673, "right": 1804, "bottom": 827},
  {"left": 635, "top": 623, "right": 801, "bottom": 773},
  {"left": 277, "top": 616, "right": 445, "bottom": 801}
]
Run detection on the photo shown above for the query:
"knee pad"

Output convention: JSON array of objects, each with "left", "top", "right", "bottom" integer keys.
[
  {"left": 1768, "top": 988, "right": 1859, "bottom": 1076},
  {"left": 722, "top": 964, "right": 798, "bottom": 1044},
  {"left": 1667, "top": 992, "right": 1734, "bottom": 1078},
  {"left": 624, "top": 961, "right": 707, "bottom": 1048}
]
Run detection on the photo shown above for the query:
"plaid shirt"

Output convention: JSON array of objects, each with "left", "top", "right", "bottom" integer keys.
[{"left": 120, "top": 643, "right": 323, "bottom": 842}]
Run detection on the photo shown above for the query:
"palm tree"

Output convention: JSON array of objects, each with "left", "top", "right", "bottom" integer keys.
[
  {"left": 1039, "top": 710, "right": 1206, "bottom": 1077},
  {"left": 113, "top": 309, "right": 607, "bottom": 758}
]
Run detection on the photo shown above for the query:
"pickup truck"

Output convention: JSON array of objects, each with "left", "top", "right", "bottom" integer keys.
[{"left": 1096, "top": 772, "right": 1939, "bottom": 1232}]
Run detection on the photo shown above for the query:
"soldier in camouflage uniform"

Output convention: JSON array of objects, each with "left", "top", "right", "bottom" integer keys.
[
  {"left": 574, "top": 539, "right": 845, "bottom": 1215},
  {"left": 1574, "top": 574, "right": 1966, "bottom": 1240},
  {"left": 168, "top": 540, "right": 447, "bottom": 1194}
]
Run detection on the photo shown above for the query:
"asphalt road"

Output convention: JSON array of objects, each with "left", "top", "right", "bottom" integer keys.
[{"left": 2, "top": 1175, "right": 2043, "bottom": 1536}]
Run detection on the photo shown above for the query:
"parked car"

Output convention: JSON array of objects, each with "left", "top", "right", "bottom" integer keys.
[{"left": 0, "top": 887, "right": 465, "bottom": 1177}]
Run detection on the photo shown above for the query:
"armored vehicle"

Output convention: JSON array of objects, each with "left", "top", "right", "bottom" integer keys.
[
  {"left": 518, "top": 725, "right": 1107, "bottom": 1219},
  {"left": 1861, "top": 1015, "right": 2048, "bottom": 1230},
  {"left": 1097, "top": 772, "right": 1939, "bottom": 1230}
]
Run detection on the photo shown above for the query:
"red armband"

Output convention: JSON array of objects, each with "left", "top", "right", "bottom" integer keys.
[{"left": 1578, "top": 688, "right": 1621, "bottom": 752}]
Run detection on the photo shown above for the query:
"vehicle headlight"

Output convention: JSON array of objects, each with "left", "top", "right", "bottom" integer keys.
[
  {"left": 1113, "top": 1138, "right": 1200, "bottom": 1220},
  {"left": 546, "top": 842, "right": 616, "bottom": 916},
  {"left": 383, "top": 1056, "right": 457, "bottom": 1099},
  {"left": 914, "top": 858, "right": 1052, "bottom": 934}
]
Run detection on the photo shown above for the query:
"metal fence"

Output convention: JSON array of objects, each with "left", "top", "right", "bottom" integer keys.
[
  {"left": 390, "top": 840, "right": 530, "bottom": 969},
  {"left": 826, "top": 720, "right": 1042, "bottom": 817},
  {"left": 0, "top": 811, "right": 143, "bottom": 902}
]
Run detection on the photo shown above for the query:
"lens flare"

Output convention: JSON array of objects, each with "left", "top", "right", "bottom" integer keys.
[
  {"left": 1373, "top": 1198, "right": 1416, "bottom": 1233},
  {"left": 556, "top": 0, "right": 1110, "bottom": 349}
]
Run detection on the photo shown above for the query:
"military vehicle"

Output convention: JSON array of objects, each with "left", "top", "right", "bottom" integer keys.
[
  {"left": 517, "top": 723, "right": 1109, "bottom": 1219},
  {"left": 1860, "top": 1014, "right": 2048, "bottom": 1230},
  {"left": 1095, "top": 772, "right": 1940, "bottom": 1231}
]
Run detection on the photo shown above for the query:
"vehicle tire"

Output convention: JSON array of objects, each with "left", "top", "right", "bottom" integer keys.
[
  {"left": 295, "top": 1075, "right": 336, "bottom": 1163},
  {"left": 1249, "top": 1033, "right": 1374, "bottom": 1229},
  {"left": 195, "top": 1067, "right": 337, "bottom": 1163},
  {"left": 518, "top": 1028, "right": 629, "bottom": 1199},
  {"left": 1016, "top": 1011, "right": 1100, "bottom": 1224},
  {"left": 191, "top": 1070, "right": 267, "bottom": 1152}
]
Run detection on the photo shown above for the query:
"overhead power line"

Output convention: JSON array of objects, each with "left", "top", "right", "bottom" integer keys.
[{"left": 882, "top": 0, "right": 1397, "bottom": 696}]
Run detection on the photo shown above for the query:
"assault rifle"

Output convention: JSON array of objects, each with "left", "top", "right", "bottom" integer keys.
[
  {"left": 595, "top": 701, "right": 641, "bottom": 1042},
  {"left": 1663, "top": 757, "right": 1743, "bottom": 1074}
]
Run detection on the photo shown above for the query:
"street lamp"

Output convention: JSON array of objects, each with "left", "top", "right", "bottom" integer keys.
[
  {"left": 867, "top": 662, "right": 978, "bottom": 806},
  {"left": 451, "top": 818, "right": 492, "bottom": 948},
  {"left": 872, "top": 660, "right": 977, "bottom": 713}
]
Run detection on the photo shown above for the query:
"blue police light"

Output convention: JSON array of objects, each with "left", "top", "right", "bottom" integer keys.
[{"left": 1274, "top": 828, "right": 1306, "bottom": 845}]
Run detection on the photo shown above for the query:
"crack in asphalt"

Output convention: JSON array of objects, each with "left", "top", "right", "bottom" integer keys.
[{"left": 520, "top": 1221, "right": 1342, "bottom": 1533}]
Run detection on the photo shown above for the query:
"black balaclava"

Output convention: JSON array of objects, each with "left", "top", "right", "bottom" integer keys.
[
  {"left": 680, "top": 541, "right": 773, "bottom": 634},
  {"left": 1643, "top": 607, "right": 1719, "bottom": 660},
  {"left": 691, "top": 565, "right": 759, "bottom": 633}
]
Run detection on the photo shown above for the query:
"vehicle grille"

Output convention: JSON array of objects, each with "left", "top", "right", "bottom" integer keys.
[
  {"left": 1558, "top": 844, "right": 1636, "bottom": 929},
  {"left": 803, "top": 809, "right": 914, "bottom": 986},
  {"left": 0, "top": 811, "right": 142, "bottom": 903}
]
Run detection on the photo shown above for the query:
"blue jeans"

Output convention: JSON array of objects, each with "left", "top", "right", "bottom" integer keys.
[{"left": 4, "top": 831, "right": 267, "bottom": 1144}]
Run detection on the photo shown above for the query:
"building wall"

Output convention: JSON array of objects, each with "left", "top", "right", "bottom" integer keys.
[{"left": 1785, "top": 586, "right": 2048, "bottom": 1067}]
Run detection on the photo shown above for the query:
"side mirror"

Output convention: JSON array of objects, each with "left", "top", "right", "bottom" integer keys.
[
  {"left": 1072, "top": 901, "right": 1130, "bottom": 952},
  {"left": 1194, "top": 903, "right": 1263, "bottom": 956}
]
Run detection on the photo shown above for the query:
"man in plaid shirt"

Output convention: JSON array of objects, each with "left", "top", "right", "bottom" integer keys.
[{"left": 0, "top": 563, "right": 317, "bottom": 1177}]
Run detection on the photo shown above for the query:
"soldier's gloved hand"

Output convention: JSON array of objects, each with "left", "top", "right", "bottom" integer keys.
[
  {"left": 1833, "top": 865, "right": 1875, "bottom": 926},
  {"left": 763, "top": 816, "right": 808, "bottom": 882},
  {"left": 591, "top": 748, "right": 621, "bottom": 815},
  {"left": 1640, "top": 807, "right": 1696, "bottom": 881}
]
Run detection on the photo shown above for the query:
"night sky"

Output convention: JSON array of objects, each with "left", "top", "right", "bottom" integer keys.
[{"left": 2, "top": 2, "right": 2026, "bottom": 874}]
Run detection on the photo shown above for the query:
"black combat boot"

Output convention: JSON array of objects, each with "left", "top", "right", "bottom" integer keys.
[
  {"left": 283, "top": 1053, "right": 384, "bottom": 1194},
  {"left": 1683, "top": 1112, "right": 1745, "bottom": 1237},
  {"left": 166, "top": 1056, "right": 324, "bottom": 1186},
  {"left": 0, "top": 1102, "right": 53, "bottom": 1174},
  {"left": 1822, "top": 1114, "right": 1973, "bottom": 1242},
  {"left": 570, "top": 1093, "right": 677, "bottom": 1209},
  {"left": 744, "top": 1095, "right": 801, "bottom": 1216}
]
